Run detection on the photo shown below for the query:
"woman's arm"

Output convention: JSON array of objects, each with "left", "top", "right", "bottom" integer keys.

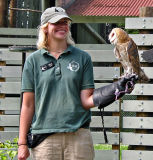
[
  {"left": 81, "top": 75, "right": 138, "bottom": 110},
  {"left": 80, "top": 88, "right": 94, "bottom": 110},
  {"left": 18, "top": 92, "right": 35, "bottom": 160},
  {"left": 18, "top": 92, "right": 35, "bottom": 144}
]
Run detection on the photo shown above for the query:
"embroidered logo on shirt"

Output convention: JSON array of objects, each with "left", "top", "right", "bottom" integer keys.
[{"left": 67, "top": 61, "right": 79, "bottom": 72}]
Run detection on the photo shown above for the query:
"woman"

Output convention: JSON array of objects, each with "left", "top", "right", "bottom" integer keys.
[{"left": 18, "top": 7, "right": 137, "bottom": 160}]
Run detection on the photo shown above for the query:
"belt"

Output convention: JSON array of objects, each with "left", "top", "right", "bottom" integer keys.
[{"left": 80, "top": 121, "right": 90, "bottom": 129}]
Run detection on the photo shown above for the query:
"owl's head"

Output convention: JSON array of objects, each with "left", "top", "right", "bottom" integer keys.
[{"left": 109, "top": 28, "right": 130, "bottom": 45}]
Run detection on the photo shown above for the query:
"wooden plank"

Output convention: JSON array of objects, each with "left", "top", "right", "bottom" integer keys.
[
  {"left": 4, "top": 127, "right": 19, "bottom": 131},
  {"left": 121, "top": 132, "right": 153, "bottom": 146},
  {"left": 4, "top": 110, "right": 20, "bottom": 114},
  {"left": 0, "top": 37, "right": 37, "bottom": 45},
  {"left": 129, "top": 34, "right": 153, "bottom": 46},
  {"left": 92, "top": 101, "right": 119, "bottom": 112},
  {"left": 0, "top": 115, "right": 19, "bottom": 126},
  {"left": 0, "top": 98, "right": 20, "bottom": 110},
  {"left": 0, "top": 82, "right": 21, "bottom": 94},
  {"left": 136, "top": 7, "right": 153, "bottom": 152},
  {"left": 122, "top": 150, "right": 153, "bottom": 160},
  {"left": 125, "top": 17, "right": 153, "bottom": 29},
  {"left": 91, "top": 132, "right": 119, "bottom": 145},
  {"left": 5, "top": 60, "right": 22, "bottom": 65},
  {"left": 0, "top": 48, "right": 22, "bottom": 64},
  {"left": 0, "top": 28, "right": 37, "bottom": 36},
  {"left": 86, "top": 50, "right": 150, "bottom": 62},
  {"left": 0, "top": 48, "right": 22, "bottom": 61},
  {"left": 87, "top": 83, "right": 153, "bottom": 96},
  {"left": 76, "top": 44, "right": 114, "bottom": 50},
  {"left": 141, "top": 67, "right": 153, "bottom": 79},
  {"left": 91, "top": 116, "right": 119, "bottom": 128},
  {"left": 123, "top": 117, "right": 153, "bottom": 129},
  {"left": 0, "top": 66, "right": 22, "bottom": 77},
  {"left": 130, "top": 84, "right": 153, "bottom": 95},
  {"left": 122, "top": 100, "right": 153, "bottom": 112},
  {"left": 0, "top": 131, "right": 18, "bottom": 142},
  {"left": 139, "top": 50, "right": 147, "bottom": 62},
  {"left": 94, "top": 67, "right": 120, "bottom": 80},
  {"left": 25, "top": 48, "right": 148, "bottom": 63},
  {"left": 25, "top": 48, "right": 149, "bottom": 63},
  {"left": 87, "top": 50, "right": 117, "bottom": 62},
  {"left": 94, "top": 150, "right": 119, "bottom": 160},
  {"left": 5, "top": 77, "right": 21, "bottom": 82},
  {"left": 71, "top": 15, "right": 125, "bottom": 23},
  {"left": 95, "top": 83, "right": 111, "bottom": 89}
]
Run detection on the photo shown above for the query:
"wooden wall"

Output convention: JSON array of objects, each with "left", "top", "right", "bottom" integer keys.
[{"left": 0, "top": 17, "right": 153, "bottom": 160}]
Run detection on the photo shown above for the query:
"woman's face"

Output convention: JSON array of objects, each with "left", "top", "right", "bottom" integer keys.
[{"left": 47, "top": 18, "right": 70, "bottom": 41}]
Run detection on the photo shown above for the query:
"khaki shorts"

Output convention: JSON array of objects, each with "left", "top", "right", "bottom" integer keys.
[{"left": 30, "top": 128, "right": 95, "bottom": 160}]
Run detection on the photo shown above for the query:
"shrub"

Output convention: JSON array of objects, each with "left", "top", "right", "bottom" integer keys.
[{"left": 0, "top": 137, "right": 18, "bottom": 160}]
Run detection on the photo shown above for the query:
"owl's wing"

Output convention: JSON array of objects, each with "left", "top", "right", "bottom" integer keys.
[
  {"left": 126, "top": 39, "right": 140, "bottom": 73},
  {"left": 114, "top": 46, "right": 120, "bottom": 59}
]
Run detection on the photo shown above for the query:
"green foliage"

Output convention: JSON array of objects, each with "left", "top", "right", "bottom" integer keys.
[
  {"left": 94, "top": 144, "right": 128, "bottom": 150},
  {"left": 94, "top": 144, "right": 112, "bottom": 150},
  {"left": 116, "top": 23, "right": 139, "bottom": 34},
  {"left": 94, "top": 144, "right": 128, "bottom": 159},
  {"left": 0, "top": 137, "right": 18, "bottom": 160}
]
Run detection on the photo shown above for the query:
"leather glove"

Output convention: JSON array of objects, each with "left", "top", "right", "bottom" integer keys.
[{"left": 93, "top": 74, "right": 138, "bottom": 109}]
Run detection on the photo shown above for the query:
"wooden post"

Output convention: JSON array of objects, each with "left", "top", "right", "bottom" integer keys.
[
  {"left": 0, "top": 61, "right": 6, "bottom": 131},
  {"left": 134, "top": 6, "right": 153, "bottom": 151},
  {"left": 0, "top": 0, "right": 8, "bottom": 27},
  {"left": 9, "top": 0, "right": 16, "bottom": 27},
  {"left": 139, "top": 7, "right": 153, "bottom": 17},
  {"left": 41, "top": 0, "right": 46, "bottom": 11},
  {"left": 112, "top": 63, "right": 121, "bottom": 159},
  {"left": 55, "top": 0, "right": 63, "bottom": 7},
  {"left": 0, "top": 0, "right": 7, "bottom": 132}
]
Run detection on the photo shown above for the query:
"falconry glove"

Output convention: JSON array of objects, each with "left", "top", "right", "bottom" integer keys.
[
  {"left": 93, "top": 74, "right": 138, "bottom": 109},
  {"left": 93, "top": 74, "right": 137, "bottom": 144}
]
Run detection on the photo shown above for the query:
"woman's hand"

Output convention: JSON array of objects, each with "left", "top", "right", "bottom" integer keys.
[{"left": 18, "top": 145, "right": 30, "bottom": 160}]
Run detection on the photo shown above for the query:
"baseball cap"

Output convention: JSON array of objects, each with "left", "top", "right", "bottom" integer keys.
[{"left": 41, "top": 7, "right": 72, "bottom": 25}]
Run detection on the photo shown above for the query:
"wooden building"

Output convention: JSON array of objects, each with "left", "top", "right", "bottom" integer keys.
[
  {"left": 5, "top": 0, "right": 153, "bottom": 43},
  {"left": 0, "top": 1, "right": 153, "bottom": 160}
]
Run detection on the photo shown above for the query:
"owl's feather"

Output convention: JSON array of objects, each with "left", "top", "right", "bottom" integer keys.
[{"left": 109, "top": 28, "right": 149, "bottom": 83}]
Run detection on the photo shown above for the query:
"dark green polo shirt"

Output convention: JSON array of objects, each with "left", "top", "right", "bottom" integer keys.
[{"left": 21, "top": 45, "right": 95, "bottom": 134}]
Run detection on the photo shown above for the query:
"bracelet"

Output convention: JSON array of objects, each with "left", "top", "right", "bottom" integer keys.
[{"left": 18, "top": 143, "right": 27, "bottom": 146}]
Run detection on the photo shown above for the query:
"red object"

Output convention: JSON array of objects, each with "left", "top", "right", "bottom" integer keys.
[{"left": 67, "top": 0, "right": 153, "bottom": 16}]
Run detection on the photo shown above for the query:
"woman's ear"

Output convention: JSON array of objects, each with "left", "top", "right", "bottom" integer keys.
[
  {"left": 41, "top": 23, "right": 48, "bottom": 34},
  {"left": 43, "top": 28, "right": 48, "bottom": 34},
  {"left": 42, "top": 25, "right": 48, "bottom": 34}
]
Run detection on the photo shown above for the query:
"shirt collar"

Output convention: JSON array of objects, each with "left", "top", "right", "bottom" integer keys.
[{"left": 41, "top": 45, "right": 73, "bottom": 56}]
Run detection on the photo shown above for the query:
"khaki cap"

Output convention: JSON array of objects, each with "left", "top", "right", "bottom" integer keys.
[{"left": 41, "top": 7, "right": 72, "bottom": 25}]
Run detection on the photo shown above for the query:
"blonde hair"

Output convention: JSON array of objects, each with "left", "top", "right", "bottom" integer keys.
[{"left": 36, "top": 22, "right": 75, "bottom": 50}]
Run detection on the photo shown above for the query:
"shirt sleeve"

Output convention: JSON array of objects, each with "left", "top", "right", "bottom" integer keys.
[
  {"left": 81, "top": 55, "right": 95, "bottom": 90},
  {"left": 21, "top": 58, "right": 34, "bottom": 92}
]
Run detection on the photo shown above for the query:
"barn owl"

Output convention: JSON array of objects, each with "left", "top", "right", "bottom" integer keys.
[{"left": 109, "top": 28, "right": 149, "bottom": 83}]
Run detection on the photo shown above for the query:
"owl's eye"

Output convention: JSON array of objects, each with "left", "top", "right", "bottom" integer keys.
[{"left": 111, "top": 33, "right": 115, "bottom": 37}]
